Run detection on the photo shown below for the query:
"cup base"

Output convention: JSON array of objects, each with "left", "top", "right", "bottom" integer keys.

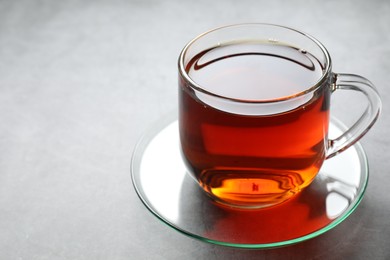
[{"left": 196, "top": 168, "right": 305, "bottom": 209}]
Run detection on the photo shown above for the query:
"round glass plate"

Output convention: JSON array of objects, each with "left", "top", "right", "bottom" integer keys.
[{"left": 131, "top": 114, "right": 369, "bottom": 249}]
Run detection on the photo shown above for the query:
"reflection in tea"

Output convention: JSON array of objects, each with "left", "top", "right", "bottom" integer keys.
[{"left": 179, "top": 42, "right": 331, "bottom": 207}]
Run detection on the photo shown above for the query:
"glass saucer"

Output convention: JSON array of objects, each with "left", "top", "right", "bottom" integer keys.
[{"left": 131, "top": 114, "right": 369, "bottom": 249}]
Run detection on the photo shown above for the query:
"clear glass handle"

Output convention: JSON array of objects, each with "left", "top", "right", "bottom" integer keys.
[{"left": 326, "top": 73, "right": 382, "bottom": 159}]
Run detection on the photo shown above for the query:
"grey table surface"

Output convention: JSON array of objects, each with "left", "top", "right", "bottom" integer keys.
[{"left": 0, "top": 0, "right": 389, "bottom": 259}]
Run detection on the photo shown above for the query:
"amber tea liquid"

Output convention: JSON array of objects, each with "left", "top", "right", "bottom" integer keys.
[{"left": 179, "top": 42, "right": 330, "bottom": 207}]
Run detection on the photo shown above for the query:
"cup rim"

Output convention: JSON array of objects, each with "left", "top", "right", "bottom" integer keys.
[{"left": 178, "top": 23, "right": 332, "bottom": 103}]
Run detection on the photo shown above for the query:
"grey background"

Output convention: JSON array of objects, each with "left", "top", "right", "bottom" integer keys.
[{"left": 0, "top": 0, "right": 389, "bottom": 259}]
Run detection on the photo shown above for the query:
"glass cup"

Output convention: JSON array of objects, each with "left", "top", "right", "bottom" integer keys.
[{"left": 178, "top": 23, "right": 381, "bottom": 209}]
